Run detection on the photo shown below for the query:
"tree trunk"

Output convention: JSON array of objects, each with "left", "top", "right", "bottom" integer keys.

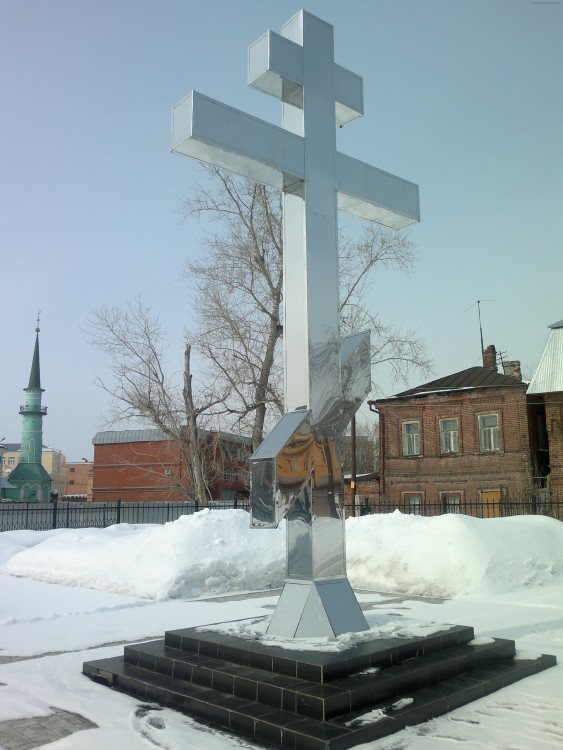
[{"left": 183, "top": 344, "right": 210, "bottom": 503}]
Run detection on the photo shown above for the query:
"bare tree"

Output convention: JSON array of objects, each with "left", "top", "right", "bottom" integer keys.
[
  {"left": 181, "top": 167, "right": 431, "bottom": 448},
  {"left": 86, "top": 299, "right": 225, "bottom": 503},
  {"left": 181, "top": 168, "right": 284, "bottom": 450},
  {"left": 339, "top": 225, "right": 432, "bottom": 384},
  {"left": 341, "top": 419, "right": 380, "bottom": 475}
]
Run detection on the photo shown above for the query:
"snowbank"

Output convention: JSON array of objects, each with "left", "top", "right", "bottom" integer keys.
[
  {"left": 1, "top": 510, "right": 285, "bottom": 599},
  {"left": 346, "top": 511, "right": 563, "bottom": 597},
  {"left": 1, "top": 509, "right": 562, "bottom": 600}
]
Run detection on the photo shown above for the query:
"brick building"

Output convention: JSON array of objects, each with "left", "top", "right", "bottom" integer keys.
[
  {"left": 62, "top": 460, "right": 94, "bottom": 500},
  {"left": 370, "top": 346, "right": 532, "bottom": 515},
  {"left": 92, "top": 429, "right": 251, "bottom": 503}
]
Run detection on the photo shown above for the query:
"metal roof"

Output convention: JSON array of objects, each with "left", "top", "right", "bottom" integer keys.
[
  {"left": 92, "top": 429, "right": 172, "bottom": 445},
  {"left": 92, "top": 428, "right": 253, "bottom": 446},
  {"left": 380, "top": 366, "right": 526, "bottom": 402},
  {"left": 27, "top": 333, "right": 42, "bottom": 390},
  {"left": 527, "top": 320, "right": 563, "bottom": 395}
]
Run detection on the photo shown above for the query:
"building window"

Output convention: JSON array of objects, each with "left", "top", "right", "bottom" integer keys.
[
  {"left": 224, "top": 468, "right": 243, "bottom": 482},
  {"left": 479, "top": 414, "right": 500, "bottom": 452},
  {"left": 8, "top": 457, "right": 15, "bottom": 466},
  {"left": 441, "top": 492, "right": 461, "bottom": 514},
  {"left": 69, "top": 467, "right": 75, "bottom": 473},
  {"left": 439, "top": 418, "right": 459, "bottom": 454},
  {"left": 404, "top": 493, "right": 422, "bottom": 515},
  {"left": 69, "top": 480, "right": 75, "bottom": 486},
  {"left": 402, "top": 421, "right": 420, "bottom": 456}
]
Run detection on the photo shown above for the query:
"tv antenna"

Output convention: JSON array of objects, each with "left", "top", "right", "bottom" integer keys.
[{"left": 465, "top": 300, "right": 495, "bottom": 356}]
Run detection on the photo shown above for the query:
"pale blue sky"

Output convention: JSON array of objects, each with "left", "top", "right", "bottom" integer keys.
[{"left": 2, "top": 0, "right": 562, "bottom": 460}]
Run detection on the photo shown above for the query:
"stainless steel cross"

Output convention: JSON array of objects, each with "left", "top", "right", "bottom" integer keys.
[{"left": 172, "top": 10, "right": 419, "bottom": 638}]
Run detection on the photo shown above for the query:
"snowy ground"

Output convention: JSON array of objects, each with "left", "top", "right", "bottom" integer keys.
[{"left": 1, "top": 509, "right": 562, "bottom": 749}]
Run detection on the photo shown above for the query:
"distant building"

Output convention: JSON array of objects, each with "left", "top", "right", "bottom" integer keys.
[
  {"left": 62, "top": 459, "right": 93, "bottom": 500},
  {"left": 1, "top": 444, "right": 66, "bottom": 497},
  {"left": 92, "top": 429, "right": 251, "bottom": 503},
  {"left": 2, "top": 324, "right": 53, "bottom": 501}
]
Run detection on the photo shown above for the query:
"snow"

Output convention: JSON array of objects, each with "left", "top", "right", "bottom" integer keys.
[{"left": 1, "top": 509, "right": 562, "bottom": 748}]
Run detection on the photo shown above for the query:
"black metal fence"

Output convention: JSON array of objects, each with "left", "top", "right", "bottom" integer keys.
[
  {"left": 0, "top": 499, "right": 251, "bottom": 532},
  {"left": 352, "top": 496, "right": 563, "bottom": 521},
  {"left": 1, "top": 496, "right": 562, "bottom": 533}
]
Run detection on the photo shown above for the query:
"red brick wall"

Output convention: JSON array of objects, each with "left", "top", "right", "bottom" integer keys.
[
  {"left": 545, "top": 393, "right": 563, "bottom": 496},
  {"left": 92, "top": 435, "right": 251, "bottom": 502},
  {"left": 93, "top": 441, "right": 187, "bottom": 502},
  {"left": 377, "top": 385, "right": 532, "bottom": 510}
]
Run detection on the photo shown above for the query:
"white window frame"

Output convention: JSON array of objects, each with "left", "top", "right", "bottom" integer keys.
[
  {"left": 441, "top": 492, "right": 462, "bottom": 514},
  {"left": 478, "top": 413, "right": 500, "bottom": 452},
  {"left": 402, "top": 421, "right": 420, "bottom": 456},
  {"left": 439, "top": 418, "right": 459, "bottom": 454},
  {"left": 404, "top": 493, "right": 422, "bottom": 515}
]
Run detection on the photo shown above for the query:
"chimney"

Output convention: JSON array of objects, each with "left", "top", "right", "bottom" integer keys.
[
  {"left": 482, "top": 344, "right": 498, "bottom": 372},
  {"left": 503, "top": 360, "right": 522, "bottom": 382}
]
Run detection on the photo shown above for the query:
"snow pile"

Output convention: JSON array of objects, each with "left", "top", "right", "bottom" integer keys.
[
  {"left": 346, "top": 511, "right": 563, "bottom": 597},
  {"left": 1, "top": 509, "right": 285, "bottom": 599},
  {"left": 197, "top": 612, "right": 455, "bottom": 653},
  {"left": 2, "top": 509, "right": 562, "bottom": 600},
  {"left": 0, "top": 684, "right": 53, "bottom": 722}
]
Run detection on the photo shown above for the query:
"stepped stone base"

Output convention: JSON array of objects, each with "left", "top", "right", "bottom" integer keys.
[{"left": 83, "top": 621, "right": 556, "bottom": 750}]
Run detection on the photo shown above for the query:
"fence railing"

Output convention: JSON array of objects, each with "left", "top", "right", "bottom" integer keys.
[
  {"left": 0, "top": 499, "right": 251, "bottom": 532},
  {"left": 1, "top": 496, "right": 562, "bottom": 533},
  {"left": 356, "top": 497, "right": 563, "bottom": 521}
]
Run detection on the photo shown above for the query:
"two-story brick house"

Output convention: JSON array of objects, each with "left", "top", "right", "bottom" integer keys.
[{"left": 370, "top": 346, "right": 532, "bottom": 515}]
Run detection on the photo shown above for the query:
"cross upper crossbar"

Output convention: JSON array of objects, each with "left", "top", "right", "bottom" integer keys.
[
  {"left": 172, "top": 11, "right": 419, "bottom": 230},
  {"left": 172, "top": 92, "right": 419, "bottom": 228}
]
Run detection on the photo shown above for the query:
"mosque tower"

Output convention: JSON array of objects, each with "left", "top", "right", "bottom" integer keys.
[{"left": 5, "top": 316, "right": 52, "bottom": 501}]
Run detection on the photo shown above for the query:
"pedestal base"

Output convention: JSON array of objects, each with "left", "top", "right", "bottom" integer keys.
[
  {"left": 267, "top": 578, "right": 369, "bottom": 638},
  {"left": 84, "top": 621, "right": 556, "bottom": 750}
]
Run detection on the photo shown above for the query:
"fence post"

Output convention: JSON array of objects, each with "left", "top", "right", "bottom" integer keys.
[
  {"left": 52, "top": 498, "right": 58, "bottom": 529},
  {"left": 117, "top": 500, "right": 121, "bottom": 525},
  {"left": 531, "top": 491, "right": 537, "bottom": 515}
]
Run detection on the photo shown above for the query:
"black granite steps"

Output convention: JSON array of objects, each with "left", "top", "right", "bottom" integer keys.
[{"left": 83, "top": 623, "right": 556, "bottom": 750}]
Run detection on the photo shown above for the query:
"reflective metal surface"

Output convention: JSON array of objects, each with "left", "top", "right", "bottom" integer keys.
[
  {"left": 267, "top": 578, "right": 369, "bottom": 638},
  {"left": 250, "top": 409, "right": 311, "bottom": 528},
  {"left": 172, "top": 9, "right": 420, "bottom": 638}
]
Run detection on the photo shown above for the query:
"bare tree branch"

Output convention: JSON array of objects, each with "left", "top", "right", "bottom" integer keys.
[{"left": 180, "top": 167, "right": 431, "bottom": 446}]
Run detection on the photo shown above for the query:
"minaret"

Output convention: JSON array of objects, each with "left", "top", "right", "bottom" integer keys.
[
  {"left": 20, "top": 317, "right": 48, "bottom": 463},
  {"left": 6, "top": 315, "right": 52, "bottom": 501}
]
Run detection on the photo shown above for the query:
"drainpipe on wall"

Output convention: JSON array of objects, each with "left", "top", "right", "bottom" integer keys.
[{"left": 367, "top": 401, "right": 384, "bottom": 503}]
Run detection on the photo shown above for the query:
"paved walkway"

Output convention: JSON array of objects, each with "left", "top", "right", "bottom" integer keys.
[
  {"left": 0, "top": 707, "right": 96, "bottom": 750},
  {"left": 0, "top": 589, "right": 438, "bottom": 748}
]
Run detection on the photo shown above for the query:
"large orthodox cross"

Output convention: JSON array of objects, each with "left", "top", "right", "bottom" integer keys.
[{"left": 172, "top": 10, "right": 419, "bottom": 638}]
